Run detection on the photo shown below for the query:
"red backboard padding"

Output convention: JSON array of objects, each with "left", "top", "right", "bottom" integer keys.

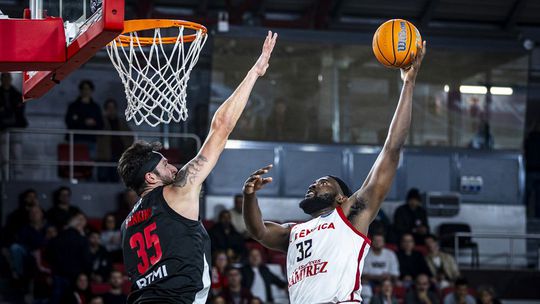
[{"left": 0, "top": 17, "right": 65, "bottom": 71}]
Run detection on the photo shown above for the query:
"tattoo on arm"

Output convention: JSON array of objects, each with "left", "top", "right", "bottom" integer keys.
[
  {"left": 348, "top": 193, "right": 368, "bottom": 222},
  {"left": 173, "top": 155, "right": 208, "bottom": 187}
]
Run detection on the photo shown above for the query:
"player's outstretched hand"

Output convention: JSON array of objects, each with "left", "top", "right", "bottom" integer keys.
[
  {"left": 401, "top": 40, "right": 426, "bottom": 83},
  {"left": 243, "top": 164, "right": 273, "bottom": 195},
  {"left": 252, "top": 31, "right": 278, "bottom": 77}
]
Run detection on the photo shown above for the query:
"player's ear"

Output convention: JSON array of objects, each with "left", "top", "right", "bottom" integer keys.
[{"left": 144, "top": 171, "right": 159, "bottom": 185}]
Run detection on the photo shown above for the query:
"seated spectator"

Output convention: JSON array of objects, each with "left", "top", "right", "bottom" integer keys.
[
  {"left": 97, "top": 98, "right": 133, "bottom": 182},
  {"left": 250, "top": 297, "right": 263, "bottom": 304},
  {"left": 209, "top": 210, "right": 246, "bottom": 257},
  {"left": 65, "top": 80, "right": 104, "bottom": 158},
  {"left": 88, "top": 231, "right": 112, "bottom": 283},
  {"left": 100, "top": 213, "right": 122, "bottom": 262},
  {"left": 370, "top": 278, "right": 398, "bottom": 304},
  {"left": 405, "top": 274, "right": 439, "bottom": 304},
  {"left": 363, "top": 233, "right": 400, "bottom": 285},
  {"left": 369, "top": 209, "right": 394, "bottom": 243},
  {"left": 3, "top": 189, "right": 40, "bottom": 246},
  {"left": 46, "top": 212, "right": 91, "bottom": 303},
  {"left": 113, "top": 189, "right": 138, "bottom": 223},
  {"left": 241, "top": 248, "right": 287, "bottom": 303},
  {"left": 212, "top": 295, "right": 226, "bottom": 304},
  {"left": 397, "top": 233, "right": 431, "bottom": 284},
  {"left": 102, "top": 270, "right": 127, "bottom": 304},
  {"left": 46, "top": 186, "right": 82, "bottom": 230},
  {"left": 443, "top": 278, "right": 475, "bottom": 304},
  {"left": 60, "top": 272, "right": 93, "bottom": 304},
  {"left": 476, "top": 285, "right": 501, "bottom": 304},
  {"left": 424, "top": 234, "right": 460, "bottom": 289},
  {"left": 229, "top": 194, "right": 249, "bottom": 238},
  {"left": 211, "top": 250, "right": 230, "bottom": 296},
  {"left": 9, "top": 206, "right": 49, "bottom": 282},
  {"left": 219, "top": 267, "right": 253, "bottom": 304},
  {"left": 394, "top": 188, "right": 429, "bottom": 244}
]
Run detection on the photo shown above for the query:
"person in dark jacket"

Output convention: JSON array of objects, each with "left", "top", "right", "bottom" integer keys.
[
  {"left": 396, "top": 233, "right": 431, "bottom": 284},
  {"left": 46, "top": 186, "right": 82, "bottom": 230},
  {"left": 220, "top": 267, "right": 253, "bottom": 304},
  {"left": 241, "top": 248, "right": 287, "bottom": 303},
  {"left": 0, "top": 72, "right": 27, "bottom": 130},
  {"left": 2, "top": 188, "right": 40, "bottom": 246},
  {"left": 46, "top": 212, "right": 92, "bottom": 304},
  {"left": 394, "top": 188, "right": 430, "bottom": 244},
  {"left": 64, "top": 80, "right": 103, "bottom": 157},
  {"left": 209, "top": 210, "right": 246, "bottom": 257}
]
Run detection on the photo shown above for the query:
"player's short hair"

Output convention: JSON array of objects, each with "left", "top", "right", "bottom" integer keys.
[
  {"left": 118, "top": 141, "right": 163, "bottom": 195},
  {"left": 328, "top": 175, "right": 352, "bottom": 197}
]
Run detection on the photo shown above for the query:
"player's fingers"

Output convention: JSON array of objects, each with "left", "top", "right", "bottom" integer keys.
[
  {"left": 261, "top": 177, "right": 273, "bottom": 185},
  {"left": 251, "top": 164, "right": 273, "bottom": 176}
]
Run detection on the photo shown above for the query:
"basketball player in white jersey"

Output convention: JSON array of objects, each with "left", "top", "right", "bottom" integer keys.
[{"left": 242, "top": 42, "right": 426, "bottom": 304}]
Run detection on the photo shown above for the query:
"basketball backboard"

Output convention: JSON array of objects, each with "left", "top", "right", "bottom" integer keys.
[{"left": 2, "top": 0, "right": 125, "bottom": 100}]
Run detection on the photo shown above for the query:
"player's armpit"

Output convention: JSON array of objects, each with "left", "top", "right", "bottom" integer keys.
[{"left": 256, "top": 221, "right": 291, "bottom": 253}]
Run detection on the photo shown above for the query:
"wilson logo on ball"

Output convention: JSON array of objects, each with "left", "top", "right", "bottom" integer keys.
[{"left": 397, "top": 22, "right": 407, "bottom": 52}]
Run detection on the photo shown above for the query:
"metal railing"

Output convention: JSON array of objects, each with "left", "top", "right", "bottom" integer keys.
[
  {"left": 454, "top": 232, "right": 540, "bottom": 268},
  {"left": 2, "top": 128, "right": 201, "bottom": 182}
]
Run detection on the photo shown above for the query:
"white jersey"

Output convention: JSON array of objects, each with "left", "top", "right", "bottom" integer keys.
[{"left": 287, "top": 207, "right": 371, "bottom": 304}]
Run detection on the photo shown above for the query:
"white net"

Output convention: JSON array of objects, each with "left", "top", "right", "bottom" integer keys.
[{"left": 106, "top": 26, "right": 207, "bottom": 127}]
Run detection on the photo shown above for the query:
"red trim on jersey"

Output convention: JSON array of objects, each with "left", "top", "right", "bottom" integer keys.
[
  {"left": 349, "top": 241, "right": 368, "bottom": 301},
  {"left": 336, "top": 207, "right": 371, "bottom": 245}
]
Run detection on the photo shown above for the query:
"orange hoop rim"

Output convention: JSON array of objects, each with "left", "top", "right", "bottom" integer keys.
[{"left": 113, "top": 19, "right": 207, "bottom": 47}]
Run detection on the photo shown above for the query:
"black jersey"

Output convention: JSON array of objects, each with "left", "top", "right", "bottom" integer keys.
[{"left": 121, "top": 186, "right": 211, "bottom": 304}]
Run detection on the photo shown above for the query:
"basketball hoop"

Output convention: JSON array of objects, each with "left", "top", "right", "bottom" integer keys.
[{"left": 106, "top": 19, "right": 207, "bottom": 126}]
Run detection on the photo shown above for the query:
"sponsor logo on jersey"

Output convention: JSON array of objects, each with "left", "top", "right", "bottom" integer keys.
[
  {"left": 126, "top": 208, "right": 152, "bottom": 228},
  {"left": 136, "top": 264, "right": 169, "bottom": 289},
  {"left": 291, "top": 222, "right": 335, "bottom": 242},
  {"left": 288, "top": 259, "right": 329, "bottom": 287},
  {"left": 397, "top": 21, "right": 407, "bottom": 52}
]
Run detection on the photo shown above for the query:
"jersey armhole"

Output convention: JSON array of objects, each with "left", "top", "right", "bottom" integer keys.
[{"left": 336, "top": 207, "right": 371, "bottom": 245}]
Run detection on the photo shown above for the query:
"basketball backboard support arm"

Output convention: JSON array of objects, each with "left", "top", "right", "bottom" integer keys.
[{"left": 22, "top": 0, "right": 124, "bottom": 100}]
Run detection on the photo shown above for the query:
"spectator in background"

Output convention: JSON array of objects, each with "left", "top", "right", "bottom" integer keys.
[
  {"left": 405, "top": 273, "right": 439, "bottom": 304},
  {"left": 60, "top": 272, "right": 92, "bottom": 304},
  {"left": 469, "top": 121, "right": 494, "bottom": 150},
  {"left": 46, "top": 186, "right": 82, "bottom": 231},
  {"left": 46, "top": 212, "right": 91, "bottom": 304},
  {"left": 9, "top": 206, "right": 49, "bottom": 282},
  {"left": 219, "top": 267, "right": 253, "bottom": 304},
  {"left": 97, "top": 98, "right": 133, "bottom": 182},
  {"left": 424, "top": 234, "right": 460, "bottom": 289},
  {"left": 476, "top": 285, "right": 501, "bottom": 304},
  {"left": 363, "top": 233, "right": 400, "bottom": 286},
  {"left": 229, "top": 194, "right": 249, "bottom": 237},
  {"left": 211, "top": 250, "right": 229, "bottom": 296},
  {"left": 212, "top": 296, "right": 226, "bottom": 304},
  {"left": 241, "top": 248, "right": 287, "bottom": 303},
  {"left": 369, "top": 209, "right": 394, "bottom": 243},
  {"left": 209, "top": 210, "right": 246, "bottom": 258},
  {"left": 89, "top": 296, "right": 105, "bottom": 304},
  {"left": 250, "top": 298, "right": 263, "bottom": 304},
  {"left": 65, "top": 80, "right": 104, "bottom": 158},
  {"left": 443, "top": 278, "right": 475, "bottom": 304},
  {"left": 113, "top": 189, "right": 138, "bottom": 223},
  {"left": 100, "top": 213, "right": 122, "bottom": 262},
  {"left": 88, "top": 231, "right": 112, "bottom": 283},
  {"left": 0, "top": 73, "right": 28, "bottom": 179},
  {"left": 3, "top": 188, "right": 40, "bottom": 246},
  {"left": 394, "top": 188, "right": 430, "bottom": 244},
  {"left": 0, "top": 72, "right": 27, "bottom": 130},
  {"left": 102, "top": 270, "right": 127, "bottom": 304},
  {"left": 396, "top": 233, "right": 431, "bottom": 285},
  {"left": 370, "top": 279, "right": 398, "bottom": 304}
]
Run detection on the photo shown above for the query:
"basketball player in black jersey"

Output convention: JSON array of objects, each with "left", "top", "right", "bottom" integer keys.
[{"left": 116, "top": 31, "right": 278, "bottom": 304}]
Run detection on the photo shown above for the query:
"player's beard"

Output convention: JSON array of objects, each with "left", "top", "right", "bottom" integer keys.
[
  {"left": 299, "top": 193, "right": 336, "bottom": 215},
  {"left": 155, "top": 170, "right": 175, "bottom": 186}
]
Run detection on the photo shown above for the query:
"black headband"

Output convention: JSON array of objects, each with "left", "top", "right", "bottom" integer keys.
[
  {"left": 134, "top": 151, "right": 164, "bottom": 187},
  {"left": 328, "top": 175, "right": 352, "bottom": 197}
]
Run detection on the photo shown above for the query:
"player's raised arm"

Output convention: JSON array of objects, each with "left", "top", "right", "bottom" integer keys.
[
  {"left": 342, "top": 41, "right": 426, "bottom": 234},
  {"left": 242, "top": 165, "right": 291, "bottom": 252},
  {"left": 166, "top": 31, "right": 277, "bottom": 194}
]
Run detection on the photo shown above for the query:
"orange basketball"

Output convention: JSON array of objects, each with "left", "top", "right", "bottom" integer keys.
[{"left": 372, "top": 19, "right": 422, "bottom": 68}]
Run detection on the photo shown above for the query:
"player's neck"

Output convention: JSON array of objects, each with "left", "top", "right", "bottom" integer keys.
[{"left": 310, "top": 206, "right": 335, "bottom": 218}]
